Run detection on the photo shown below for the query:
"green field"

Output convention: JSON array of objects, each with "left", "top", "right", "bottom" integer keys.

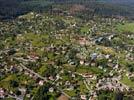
[
  {"left": 120, "top": 75, "right": 134, "bottom": 89},
  {"left": 116, "top": 23, "right": 134, "bottom": 33}
]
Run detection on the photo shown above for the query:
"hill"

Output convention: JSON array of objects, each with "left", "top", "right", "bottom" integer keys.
[{"left": 0, "top": 0, "right": 134, "bottom": 20}]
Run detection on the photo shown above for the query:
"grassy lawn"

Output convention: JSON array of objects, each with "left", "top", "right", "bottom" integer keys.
[
  {"left": 62, "top": 75, "right": 69, "bottom": 81},
  {"left": 120, "top": 75, "right": 134, "bottom": 89},
  {"left": 80, "top": 26, "right": 90, "bottom": 33},
  {"left": 38, "top": 65, "right": 48, "bottom": 76},
  {"left": 0, "top": 74, "right": 35, "bottom": 90},
  {"left": 0, "top": 74, "right": 17, "bottom": 91},
  {"left": 4, "top": 98, "right": 15, "bottom": 100},
  {"left": 76, "top": 66, "right": 104, "bottom": 75},
  {"left": 116, "top": 23, "right": 134, "bottom": 33},
  {"left": 78, "top": 81, "right": 89, "bottom": 93},
  {"left": 63, "top": 64, "right": 76, "bottom": 71},
  {"left": 64, "top": 90, "right": 76, "bottom": 97}
]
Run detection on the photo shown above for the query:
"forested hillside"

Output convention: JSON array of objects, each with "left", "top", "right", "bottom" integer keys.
[{"left": 0, "top": 0, "right": 134, "bottom": 20}]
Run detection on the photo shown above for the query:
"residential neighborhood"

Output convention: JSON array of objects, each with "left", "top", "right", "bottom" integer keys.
[{"left": 0, "top": 0, "right": 134, "bottom": 100}]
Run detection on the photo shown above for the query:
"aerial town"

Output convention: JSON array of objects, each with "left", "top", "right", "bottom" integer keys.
[{"left": 0, "top": 0, "right": 134, "bottom": 100}]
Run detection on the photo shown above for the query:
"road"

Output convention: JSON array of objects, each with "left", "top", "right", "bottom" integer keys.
[{"left": 19, "top": 63, "right": 71, "bottom": 99}]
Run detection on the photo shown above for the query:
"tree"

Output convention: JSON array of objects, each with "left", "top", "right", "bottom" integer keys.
[
  {"left": 15, "top": 90, "right": 21, "bottom": 96},
  {"left": 127, "top": 63, "right": 134, "bottom": 72},
  {"left": 10, "top": 80, "right": 19, "bottom": 88},
  {"left": 33, "top": 83, "right": 55, "bottom": 100}
]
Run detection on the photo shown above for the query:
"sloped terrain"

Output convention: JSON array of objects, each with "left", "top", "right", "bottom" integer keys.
[
  {"left": 0, "top": 0, "right": 134, "bottom": 20},
  {"left": 0, "top": 11, "right": 134, "bottom": 99}
]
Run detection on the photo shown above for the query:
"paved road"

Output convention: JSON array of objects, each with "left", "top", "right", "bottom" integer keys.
[
  {"left": 20, "top": 64, "right": 71, "bottom": 99},
  {"left": 8, "top": 94, "right": 23, "bottom": 100},
  {"left": 20, "top": 63, "right": 47, "bottom": 81}
]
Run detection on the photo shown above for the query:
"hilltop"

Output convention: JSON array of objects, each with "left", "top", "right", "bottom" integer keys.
[{"left": 0, "top": 0, "right": 134, "bottom": 20}]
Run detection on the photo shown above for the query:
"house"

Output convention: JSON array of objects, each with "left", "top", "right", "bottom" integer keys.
[
  {"left": 0, "top": 72, "right": 4, "bottom": 78},
  {"left": 38, "top": 80, "right": 44, "bottom": 86},
  {"left": 29, "top": 73, "right": 34, "bottom": 78},
  {"left": 98, "top": 65, "right": 103, "bottom": 69},
  {"left": 90, "top": 53, "right": 97, "bottom": 60},
  {"left": 82, "top": 73, "right": 93, "bottom": 78},
  {"left": 80, "top": 95, "right": 86, "bottom": 100},
  {"left": 65, "top": 81, "right": 71, "bottom": 86},
  {"left": 107, "top": 63, "right": 114, "bottom": 67},
  {"left": 56, "top": 74, "right": 60, "bottom": 80},
  {"left": 95, "top": 37, "right": 103, "bottom": 44},
  {"left": 33, "top": 75, "right": 38, "bottom": 80},
  {"left": 114, "top": 64, "right": 119, "bottom": 69},
  {"left": 68, "top": 85, "right": 74, "bottom": 91},
  {"left": 91, "top": 62, "right": 96, "bottom": 67},
  {"left": 26, "top": 94, "right": 31, "bottom": 98},
  {"left": 85, "top": 61, "right": 90, "bottom": 66},
  {"left": 27, "top": 53, "right": 39, "bottom": 62},
  {"left": 49, "top": 87, "right": 54, "bottom": 93},
  {"left": 76, "top": 53, "right": 86, "bottom": 60},
  {"left": 108, "top": 59, "right": 113, "bottom": 62},
  {"left": 80, "top": 60, "right": 85, "bottom": 65},
  {"left": 72, "top": 74, "right": 75, "bottom": 78},
  {"left": 24, "top": 71, "right": 29, "bottom": 75},
  {"left": 0, "top": 88, "right": 5, "bottom": 99},
  {"left": 105, "top": 54, "right": 111, "bottom": 59},
  {"left": 18, "top": 88, "right": 26, "bottom": 95},
  {"left": 108, "top": 34, "right": 115, "bottom": 40},
  {"left": 49, "top": 76, "right": 54, "bottom": 81},
  {"left": 76, "top": 36, "right": 89, "bottom": 46},
  {"left": 10, "top": 65, "right": 18, "bottom": 73},
  {"left": 68, "top": 60, "right": 75, "bottom": 65}
]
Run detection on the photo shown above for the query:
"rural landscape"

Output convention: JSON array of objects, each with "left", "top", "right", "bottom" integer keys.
[{"left": 0, "top": 0, "right": 134, "bottom": 100}]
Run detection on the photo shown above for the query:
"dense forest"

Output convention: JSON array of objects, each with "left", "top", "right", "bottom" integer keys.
[{"left": 0, "top": 0, "right": 134, "bottom": 20}]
